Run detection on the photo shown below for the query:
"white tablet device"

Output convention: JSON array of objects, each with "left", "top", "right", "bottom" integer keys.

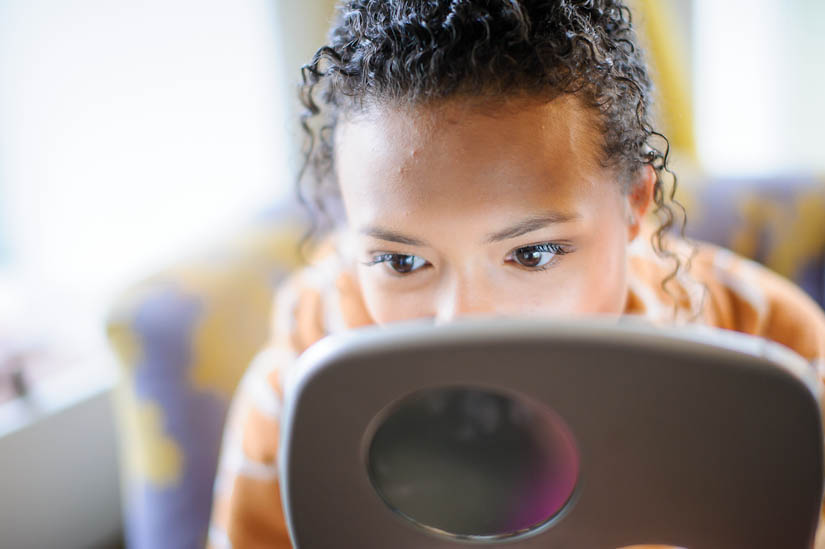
[{"left": 278, "top": 318, "right": 823, "bottom": 548}]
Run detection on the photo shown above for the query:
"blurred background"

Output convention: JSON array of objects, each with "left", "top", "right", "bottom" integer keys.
[{"left": 0, "top": 0, "right": 823, "bottom": 547}]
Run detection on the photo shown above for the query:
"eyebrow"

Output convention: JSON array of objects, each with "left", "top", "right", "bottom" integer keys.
[
  {"left": 360, "top": 226, "right": 428, "bottom": 246},
  {"left": 360, "top": 211, "right": 579, "bottom": 247},
  {"left": 485, "top": 212, "right": 580, "bottom": 243}
]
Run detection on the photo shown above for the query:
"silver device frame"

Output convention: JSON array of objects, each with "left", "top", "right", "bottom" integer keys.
[{"left": 279, "top": 318, "right": 823, "bottom": 548}]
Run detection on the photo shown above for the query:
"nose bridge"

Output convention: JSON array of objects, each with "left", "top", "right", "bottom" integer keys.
[{"left": 434, "top": 268, "right": 492, "bottom": 324}]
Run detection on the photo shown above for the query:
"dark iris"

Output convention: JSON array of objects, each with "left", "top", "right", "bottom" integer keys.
[
  {"left": 390, "top": 254, "right": 416, "bottom": 273},
  {"left": 515, "top": 248, "right": 544, "bottom": 267}
]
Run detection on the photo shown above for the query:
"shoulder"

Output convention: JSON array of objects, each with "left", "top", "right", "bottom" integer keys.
[
  {"left": 267, "top": 240, "right": 374, "bottom": 355},
  {"left": 627, "top": 230, "right": 825, "bottom": 363},
  {"left": 689, "top": 242, "right": 825, "bottom": 363},
  {"left": 226, "top": 238, "right": 374, "bottom": 425}
]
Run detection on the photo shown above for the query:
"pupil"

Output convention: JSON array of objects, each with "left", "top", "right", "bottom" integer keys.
[
  {"left": 392, "top": 255, "right": 414, "bottom": 273},
  {"left": 517, "top": 249, "right": 542, "bottom": 267}
]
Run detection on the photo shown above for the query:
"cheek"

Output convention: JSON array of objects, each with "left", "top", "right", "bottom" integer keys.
[
  {"left": 499, "top": 228, "right": 630, "bottom": 317},
  {"left": 494, "top": 255, "right": 628, "bottom": 317},
  {"left": 570, "top": 196, "right": 632, "bottom": 314},
  {"left": 356, "top": 266, "right": 438, "bottom": 324},
  {"left": 568, "top": 222, "right": 630, "bottom": 314},
  {"left": 573, "top": 241, "right": 629, "bottom": 314}
]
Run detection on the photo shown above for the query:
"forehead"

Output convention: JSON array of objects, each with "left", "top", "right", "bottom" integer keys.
[{"left": 334, "top": 95, "right": 613, "bottom": 220}]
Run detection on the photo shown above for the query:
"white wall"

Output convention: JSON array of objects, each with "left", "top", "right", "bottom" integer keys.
[
  {"left": 693, "top": 0, "right": 825, "bottom": 176},
  {"left": 0, "top": 0, "right": 291, "bottom": 339}
]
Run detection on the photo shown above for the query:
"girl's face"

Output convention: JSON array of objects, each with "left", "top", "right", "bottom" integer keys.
[{"left": 335, "top": 96, "right": 654, "bottom": 325}]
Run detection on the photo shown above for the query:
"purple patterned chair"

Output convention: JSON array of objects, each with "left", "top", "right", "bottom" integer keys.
[{"left": 683, "top": 175, "right": 825, "bottom": 307}]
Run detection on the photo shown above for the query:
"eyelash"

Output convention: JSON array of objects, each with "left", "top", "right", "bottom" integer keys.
[
  {"left": 508, "top": 243, "right": 571, "bottom": 273},
  {"left": 364, "top": 253, "right": 404, "bottom": 266}
]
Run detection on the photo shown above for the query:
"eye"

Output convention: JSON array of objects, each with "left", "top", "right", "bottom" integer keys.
[
  {"left": 508, "top": 243, "right": 568, "bottom": 270},
  {"left": 368, "top": 253, "right": 430, "bottom": 275}
]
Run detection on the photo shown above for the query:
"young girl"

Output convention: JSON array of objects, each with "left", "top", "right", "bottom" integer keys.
[{"left": 207, "top": 1, "right": 825, "bottom": 547}]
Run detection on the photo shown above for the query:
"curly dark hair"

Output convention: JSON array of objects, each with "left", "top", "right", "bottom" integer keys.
[{"left": 298, "top": 0, "right": 688, "bottom": 297}]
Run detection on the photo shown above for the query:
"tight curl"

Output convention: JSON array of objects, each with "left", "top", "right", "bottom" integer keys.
[{"left": 298, "top": 0, "right": 688, "bottom": 302}]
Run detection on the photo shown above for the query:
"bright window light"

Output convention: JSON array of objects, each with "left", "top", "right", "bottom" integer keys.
[
  {"left": 693, "top": 0, "right": 825, "bottom": 176},
  {"left": 0, "top": 0, "right": 292, "bottom": 348}
]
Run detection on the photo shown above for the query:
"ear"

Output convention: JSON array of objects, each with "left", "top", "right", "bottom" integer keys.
[{"left": 626, "top": 164, "right": 656, "bottom": 242}]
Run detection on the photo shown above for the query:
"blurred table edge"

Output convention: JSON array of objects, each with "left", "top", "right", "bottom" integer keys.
[{"left": 0, "top": 361, "right": 122, "bottom": 549}]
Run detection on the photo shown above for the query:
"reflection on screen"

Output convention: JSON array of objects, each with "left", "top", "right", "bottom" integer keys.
[{"left": 368, "top": 387, "right": 579, "bottom": 539}]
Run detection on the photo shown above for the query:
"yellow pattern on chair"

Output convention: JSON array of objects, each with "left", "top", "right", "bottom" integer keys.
[
  {"left": 176, "top": 229, "right": 305, "bottom": 398},
  {"left": 107, "top": 322, "right": 142, "bottom": 372},
  {"left": 108, "top": 300, "right": 185, "bottom": 486},
  {"left": 729, "top": 195, "right": 785, "bottom": 263},
  {"left": 175, "top": 265, "right": 275, "bottom": 399},
  {"left": 768, "top": 189, "right": 825, "bottom": 279},
  {"left": 115, "top": 378, "right": 184, "bottom": 487},
  {"left": 731, "top": 186, "right": 825, "bottom": 280}
]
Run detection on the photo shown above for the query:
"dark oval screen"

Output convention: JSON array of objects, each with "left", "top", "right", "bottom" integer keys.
[{"left": 368, "top": 387, "right": 580, "bottom": 539}]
